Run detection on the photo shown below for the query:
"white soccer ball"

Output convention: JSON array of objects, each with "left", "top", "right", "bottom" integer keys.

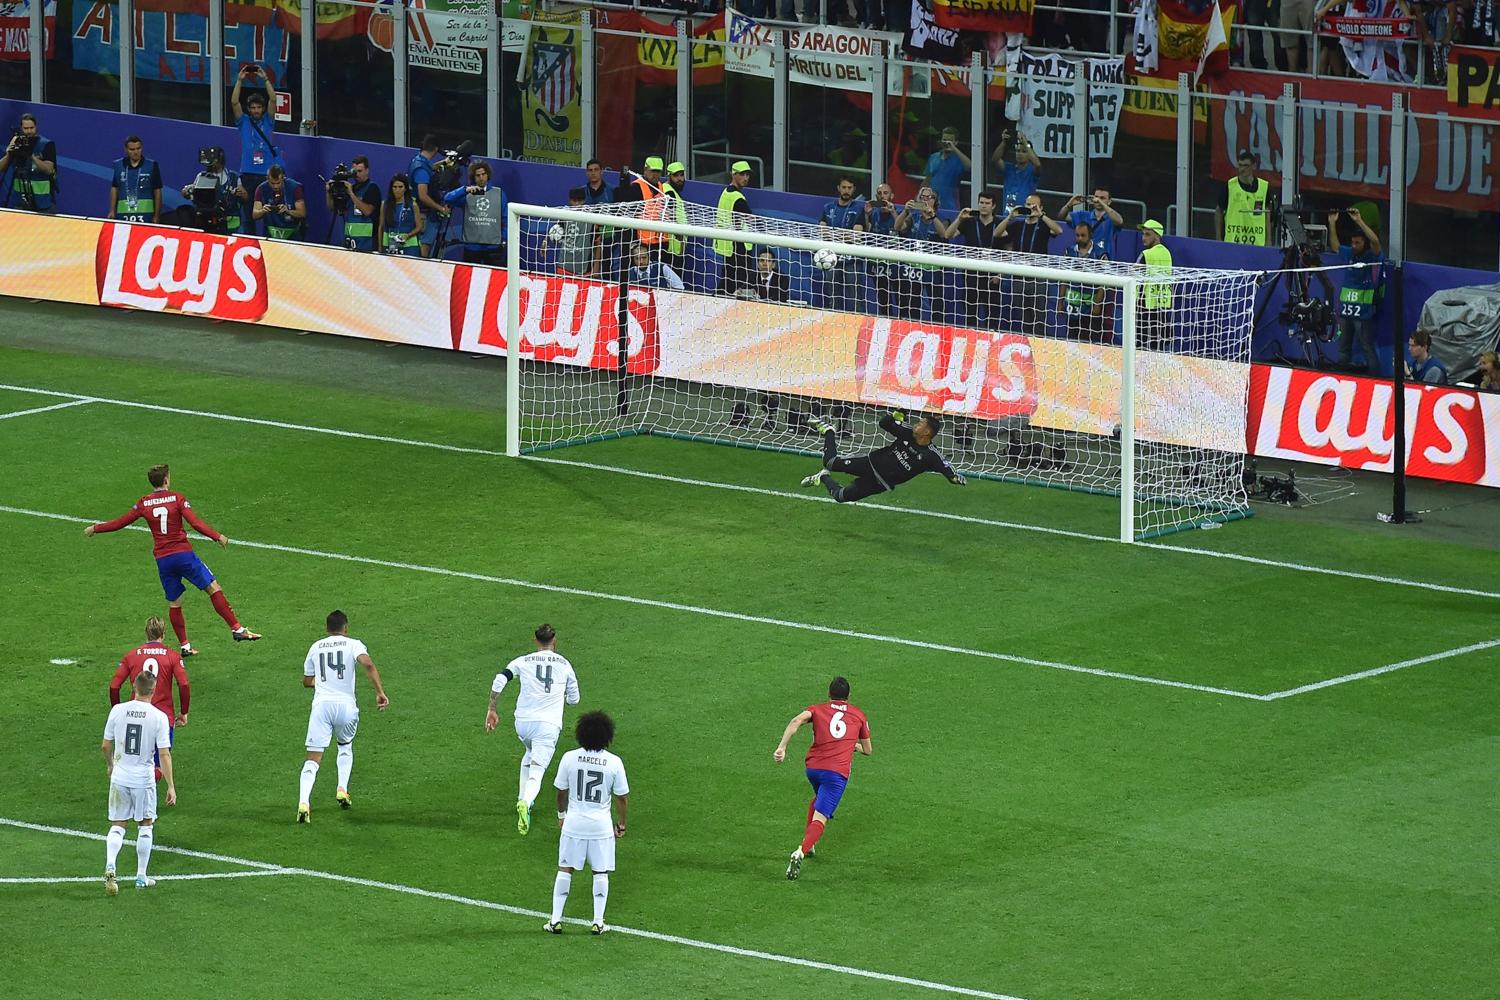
[
  {"left": 547, "top": 223, "right": 565, "bottom": 244},
  {"left": 813, "top": 248, "right": 839, "bottom": 271}
]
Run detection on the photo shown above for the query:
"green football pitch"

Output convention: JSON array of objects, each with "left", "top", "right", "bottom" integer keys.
[{"left": 0, "top": 302, "right": 1496, "bottom": 1000}]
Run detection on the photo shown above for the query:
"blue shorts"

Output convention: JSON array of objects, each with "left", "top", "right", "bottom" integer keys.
[
  {"left": 805, "top": 768, "right": 849, "bottom": 819},
  {"left": 156, "top": 551, "right": 215, "bottom": 601},
  {"left": 154, "top": 725, "right": 174, "bottom": 768}
]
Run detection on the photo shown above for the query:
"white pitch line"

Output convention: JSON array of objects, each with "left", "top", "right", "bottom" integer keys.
[
  {"left": 0, "top": 382, "right": 505, "bottom": 456},
  {"left": 0, "top": 817, "right": 1026, "bottom": 1000},
  {"left": 0, "top": 502, "right": 1262, "bottom": 701},
  {"left": 0, "top": 870, "right": 291, "bottom": 884},
  {"left": 0, "top": 398, "right": 94, "bottom": 421},
  {"left": 1260, "top": 637, "right": 1500, "bottom": 701},
  {"left": 2, "top": 380, "right": 1492, "bottom": 602}
]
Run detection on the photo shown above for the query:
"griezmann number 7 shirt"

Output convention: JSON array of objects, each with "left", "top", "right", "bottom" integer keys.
[
  {"left": 92, "top": 489, "right": 223, "bottom": 559},
  {"left": 804, "top": 701, "right": 870, "bottom": 778}
]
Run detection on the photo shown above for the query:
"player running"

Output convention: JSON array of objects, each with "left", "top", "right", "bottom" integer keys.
[
  {"left": 109, "top": 616, "right": 190, "bottom": 783},
  {"left": 85, "top": 464, "right": 260, "bottom": 655},
  {"left": 101, "top": 671, "right": 176, "bottom": 894},
  {"left": 485, "top": 624, "right": 580, "bottom": 835},
  {"left": 297, "top": 610, "right": 389, "bottom": 823},
  {"left": 545, "top": 710, "right": 629, "bottom": 935},
  {"left": 772, "top": 676, "right": 871, "bottom": 881},
  {"left": 798, "top": 411, "right": 966, "bottom": 504}
]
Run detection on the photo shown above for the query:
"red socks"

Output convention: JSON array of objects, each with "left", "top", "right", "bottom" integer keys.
[
  {"left": 209, "top": 590, "right": 241, "bottom": 630},
  {"left": 806, "top": 799, "right": 816, "bottom": 826},
  {"left": 168, "top": 607, "right": 188, "bottom": 646},
  {"left": 800, "top": 820, "right": 826, "bottom": 855}
]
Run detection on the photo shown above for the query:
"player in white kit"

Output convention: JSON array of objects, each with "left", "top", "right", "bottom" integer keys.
[
  {"left": 545, "top": 710, "right": 629, "bottom": 935},
  {"left": 484, "top": 623, "right": 579, "bottom": 835},
  {"left": 101, "top": 671, "right": 176, "bottom": 895},
  {"left": 297, "top": 610, "right": 389, "bottom": 823}
]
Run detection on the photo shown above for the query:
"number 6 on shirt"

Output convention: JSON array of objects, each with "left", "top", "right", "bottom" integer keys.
[{"left": 829, "top": 711, "right": 846, "bottom": 739}]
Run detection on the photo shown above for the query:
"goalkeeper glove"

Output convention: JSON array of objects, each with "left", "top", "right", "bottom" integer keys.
[
  {"left": 890, "top": 410, "right": 905, "bottom": 423},
  {"left": 954, "top": 474, "right": 968, "bottom": 486}
]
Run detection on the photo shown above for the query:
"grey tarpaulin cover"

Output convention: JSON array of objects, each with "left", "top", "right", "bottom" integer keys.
[{"left": 1418, "top": 284, "right": 1500, "bottom": 383}]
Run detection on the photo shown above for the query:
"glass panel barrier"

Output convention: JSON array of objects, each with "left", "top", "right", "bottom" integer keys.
[
  {"left": 886, "top": 57, "right": 970, "bottom": 210},
  {"left": 1407, "top": 109, "right": 1500, "bottom": 270},
  {"left": 406, "top": 4, "right": 489, "bottom": 155},
  {"left": 1193, "top": 89, "right": 1281, "bottom": 245},
  {"left": 133, "top": 0, "right": 219, "bottom": 122},
  {"left": 786, "top": 53, "right": 875, "bottom": 199},
  {"left": 49, "top": 0, "right": 120, "bottom": 111},
  {"left": 316, "top": 0, "right": 393, "bottom": 143},
  {"left": 691, "top": 37, "right": 769, "bottom": 185},
  {"left": 0, "top": 0, "right": 41, "bottom": 100}
]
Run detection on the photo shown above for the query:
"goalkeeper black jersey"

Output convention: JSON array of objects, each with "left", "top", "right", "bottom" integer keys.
[{"left": 868, "top": 414, "right": 960, "bottom": 489}]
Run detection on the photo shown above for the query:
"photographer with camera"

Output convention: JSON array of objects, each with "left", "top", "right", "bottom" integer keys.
[
  {"left": 923, "top": 126, "right": 970, "bottom": 214},
  {"left": 408, "top": 135, "right": 450, "bottom": 258},
  {"left": 324, "top": 155, "right": 381, "bottom": 252},
  {"left": 990, "top": 127, "right": 1040, "bottom": 216},
  {"left": 252, "top": 165, "right": 307, "bottom": 241},
  {"left": 0, "top": 113, "right": 57, "bottom": 213},
  {"left": 231, "top": 63, "right": 283, "bottom": 226},
  {"left": 1326, "top": 207, "right": 1385, "bottom": 376},
  {"left": 441, "top": 161, "right": 507, "bottom": 265},
  {"left": 108, "top": 136, "right": 162, "bottom": 224},
  {"left": 380, "top": 174, "right": 424, "bottom": 256},
  {"left": 178, "top": 147, "right": 245, "bottom": 236},
  {"left": 1062, "top": 188, "right": 1124, "bottom": 258},
  {"left": 997, "top": 194, "right": 1062, "bottom": 339},
  {"left": 861, "top": 182, "right": 900, "bottom": 318}
]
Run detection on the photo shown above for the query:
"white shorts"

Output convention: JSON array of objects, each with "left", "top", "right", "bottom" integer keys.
[
  {"left": 516, "top": 719, "right": 560, "bottom": 770},
  {"left": 108, "top": 782, "right": 158, "bottom": 823},
  {"left": 306, "top": 699, "right": 360, "bottom": 751},
  {"left": 558, "top": 834, "right": 615, "bottom": 873}
]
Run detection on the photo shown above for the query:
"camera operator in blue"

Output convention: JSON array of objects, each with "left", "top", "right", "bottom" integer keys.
[
  {"left": 442, "top": 161, "right": 507, "bottom": 265},
  {"left": 0, "top": 113, "right": 57, "bottom": 213},
  {"left": 109, "top": 136, "right": 161, "bottom": 224},
  {"left": 231, "top": 64, "right": 282, "bottom": 223},
  {"left": 179, "top": 148, "right": 245, "bottom": 236},
  {"left": 1326, "top": 207, "right": 1385, "bottom": 376},
  {"left": 409, "top": 135, "right": 448, "bottom": 259},
  {"left": 252, "top": 166, "right": 307, "bottom": 241},
  {"left": 326, "top": 155, "right": 382, "bottom": 252},
  {"left": 381, "top": 174, "right": 424, "bottom": 256}
]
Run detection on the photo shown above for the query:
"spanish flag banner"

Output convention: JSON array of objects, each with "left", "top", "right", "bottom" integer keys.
[
  {"left": 931, "top": 0, "right": 1034, "bottom": 35},
  {"left": 1132, "top": 0, "right": 1235, "bottom": 81}
]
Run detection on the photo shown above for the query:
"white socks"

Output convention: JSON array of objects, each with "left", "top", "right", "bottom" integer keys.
[
  {"left": 105, "top": 824, "right": 126, "bottom": 870},
  {"left": 550, "top": 872, "right": 571, "bottom": 923},
  {"left": 518, "top": 754, "right": 531, "bottom": 804},
  {"left": 299, "top": 760, "right": 319, "bottom": 804},
  {"left": 336, "top": 745, "right": 353, "bottom": 792},
  {"left": 592, "top": 873, "right": 609, "bottom": 925},
  {"left": 136, "top": 826, "right": 154, "bottom": 880},
  {"left": 521, "top": 761, "right": 546, "bottom": 807}
]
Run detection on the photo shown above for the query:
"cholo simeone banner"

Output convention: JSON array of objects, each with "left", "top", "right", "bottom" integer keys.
[{"left": 17, "top": 208, "right": 1495, "bottom": 488}]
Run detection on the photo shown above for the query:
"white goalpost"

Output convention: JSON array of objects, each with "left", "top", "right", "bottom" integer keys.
[{"left": 504, "top": 199, "right": 1259, "bottom": 542}]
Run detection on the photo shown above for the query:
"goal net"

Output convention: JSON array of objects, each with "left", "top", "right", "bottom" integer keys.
[{"left": 502, "top": 197, "right": 1259, "bottom": 541}]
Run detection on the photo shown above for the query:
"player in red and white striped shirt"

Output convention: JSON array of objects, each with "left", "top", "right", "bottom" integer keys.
[{"left": 772, "top": 676, "right": 872, "bottom": 881}]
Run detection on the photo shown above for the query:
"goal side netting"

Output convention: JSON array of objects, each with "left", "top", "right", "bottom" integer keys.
[{"left": 503, "top": 199, "right": 1258, "bottom": 541}]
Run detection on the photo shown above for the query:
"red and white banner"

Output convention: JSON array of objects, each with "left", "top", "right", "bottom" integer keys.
[
  {"left": 0, "top": 0, "right": 55, "bottom": 60},
  {"left": 1319, "top": 15, "right": 1413, "bottom": 39},
  {"left": 1248, "top": 365, "right": 1500, "bottom": 487}
]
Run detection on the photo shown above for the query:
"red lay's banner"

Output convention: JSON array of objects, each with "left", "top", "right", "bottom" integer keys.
[
  {"left": 1209, "top": 69, "right": 1500, "bottom": 213},
  {"left": 95, "top": 224, "right": 270, "bottom": 321},
  {"left": 931, "top": 0, "right": 1034, "bottom": 34},
  {"left": 1247, "top": 365, "right": 1500, "bottom": 487}
]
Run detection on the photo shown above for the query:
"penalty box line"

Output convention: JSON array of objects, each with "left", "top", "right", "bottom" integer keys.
[
  {"left": 0, "top": 817, "right": 1027, "bottom": 1000},
  {"left": 0, "top": 502, "right": 1265, "bottom": 703},
  {"left": 0, "top": 870, "right": 291, "bottom": 884},
  {"left": 1, "top": 381, "right": 1497, "bottom": 604}
]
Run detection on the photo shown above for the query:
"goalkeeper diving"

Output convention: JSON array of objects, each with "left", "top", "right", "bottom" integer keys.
[{"left": 800, "top": 410, "right": 966, "bottom": 504}]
